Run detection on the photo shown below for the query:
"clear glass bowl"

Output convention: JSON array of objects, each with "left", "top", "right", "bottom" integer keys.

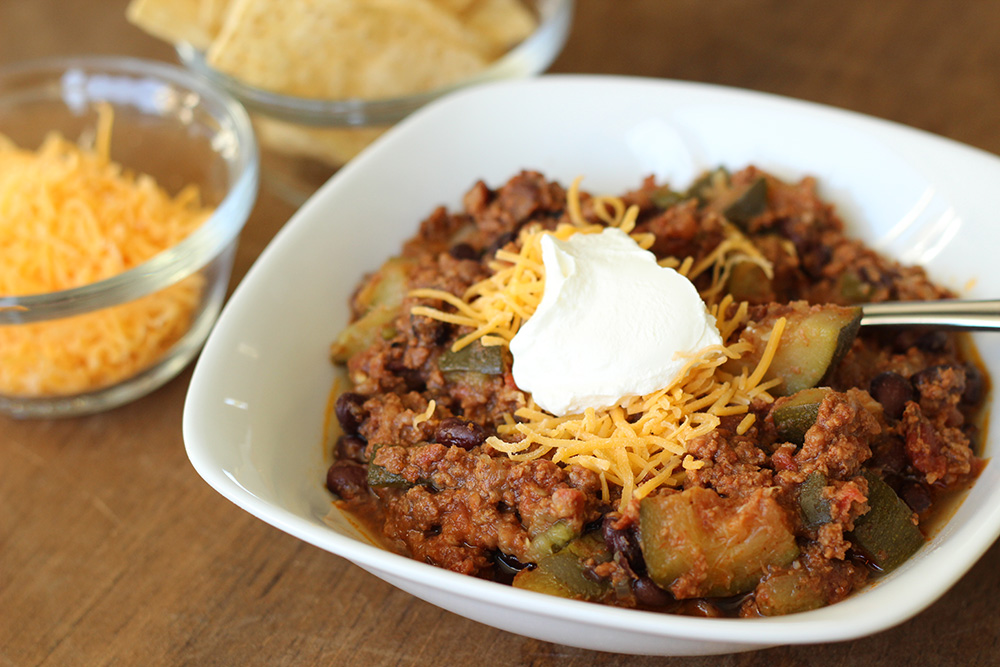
[
  {"left": 0, "top": 56, "right": 259, "bottom": 418},
  {"left": 176, "top": 0, "right": 574, "bottom": 205}
]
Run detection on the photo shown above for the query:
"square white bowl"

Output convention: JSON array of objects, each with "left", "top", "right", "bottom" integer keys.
[{"left": 183, "top": 75, "right": 1000, "bottom": 656}]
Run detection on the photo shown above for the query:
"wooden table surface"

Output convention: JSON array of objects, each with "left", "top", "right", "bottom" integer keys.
[{"left": 2, "top": 1, "right": 999, "bottom": 665}]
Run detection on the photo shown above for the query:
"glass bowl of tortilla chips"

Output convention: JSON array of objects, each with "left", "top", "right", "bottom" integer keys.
[{"left": 128, "top": 0, "right": 574, "bottom": 204}]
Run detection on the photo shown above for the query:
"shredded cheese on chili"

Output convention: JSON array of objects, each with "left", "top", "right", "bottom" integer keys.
[
  {"left": 0, "top": 107, "right": 211, "bottom": 397},
  {"left": 413, "top": 399, "right": 436, "bottom": 427},
  {"left": 409, "top": 177, "right": 783, "bottom": 508}
]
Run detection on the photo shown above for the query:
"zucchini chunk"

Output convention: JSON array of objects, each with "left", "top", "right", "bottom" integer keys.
[
  {"left": 367, "top": 445, "right": 429, "bottom": 490},
  {"left": 649, "top": 185, "right": 684, "bottom": 209},
  {"left": 686, "top": 167, "right": 730, "bottom": 205},
  {"left": 754, "top": 568, "right": 828, "bottom": 616},
  {"left": 330, "top": 257, "right": 414, "bottom": 362},
  {"left": 798, "top": 471, "right": 832, "bottom": 529},
  {"left": 366, "top": 462, "right": 412, "bottom": 489},
  {"left": 722, "top": 176, "right": 768, "bottom": 228},
  {"left": 732, "top": 303, "right": 862, "bottom": 396},
  {"left": 772, "top": 387, "right": 832, "bottom": 445},
  {"left": 726, "top": 261, "right": 773, "bottom": 303},
  {"left": 849, "top": 470, "right": 925, "bottom": 572},
  {"left": 513, "top": 532, "right": 612, "bottom": 601},
  {"left": 525, "top": 520, "right": 579, "bottom": 562},
  {"left": 639, "top": 487, "right": 799, "bottom": 598}
]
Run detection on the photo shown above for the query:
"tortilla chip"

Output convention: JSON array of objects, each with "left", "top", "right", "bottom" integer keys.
[
  {"left": 207, "top": 0, "right": 489, "bottom": 100},
  {"left": 427, "top": 0, "right": 480, "bottom": 14},
  {"left": 460, "top": 0, "right": 538, "bottom": 58},
  {"left": 126, "top": 0, "right": 232, "bottom": 50}
]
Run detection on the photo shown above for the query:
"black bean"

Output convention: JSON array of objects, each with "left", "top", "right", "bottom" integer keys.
[
  {"left": 898, "top": 481, "right": 933, "bottom": 515},
  {"left": 434, "top": 417, "right": 487, "bottom": 450},
  {"left": 632, "top": 577, "right": 673, "bottom": 607},
  {"left": 962, "top": 363, "right": 985, "bottom": 406},
  {"left": 870, "top": 435, "right": 908, "bottom": 475},
  {"left": 495, "top": 550, "right": 529, "bottom": 573},
  {"left": 869, "top": 371, "right": 915, "bottom": 420},
  {"left": 601, "top": 515, "right": 644, "bottom": 574},
  {"left": 325, "top": 461, "right": 368, "bottom": 500},
  {"left": 433, "top": 322, "right": 453, "bottom": 346},
  {"left": 485, "top": 231, "right": 517, "bottom": 258},
  {"left": 910, "top": 364, "right": 966, "bottom": 403},
  {"left": 914, "top": 331, "right": 950, "bottom": 353},
  {"left": 889, "top": 329, "right": 949, "bottom": 354},
  {"left": 494, "top": 551, "right": 529, "bottom": 585},
  {"left": 335, "top": 392, "right": 366, "bottom": 435},
  {"left": 336, "top": 434, "right": 368, "bottom": 463},
  {"left": 680, "top": 599, "right": 726, "bottom": 618},
  {"left": 448, "top": 242, "right": 480, "bottom": 261}
]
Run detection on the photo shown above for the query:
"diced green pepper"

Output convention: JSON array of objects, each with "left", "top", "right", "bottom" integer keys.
[
  {"left": 849, "top": 470, "right": 925, "bottom": 572},
  {"left": 639, "top": 487, "right": 799, "bottom": 598}
]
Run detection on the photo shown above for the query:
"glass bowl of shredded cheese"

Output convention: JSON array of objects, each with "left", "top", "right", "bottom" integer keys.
[{"left": 0, "top": 56, "right": 259, "bottom": 418}]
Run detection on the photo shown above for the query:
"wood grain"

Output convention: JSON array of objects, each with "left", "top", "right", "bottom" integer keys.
[{"left": 2, "top": 1, "right": 1000, "bottom": 665}]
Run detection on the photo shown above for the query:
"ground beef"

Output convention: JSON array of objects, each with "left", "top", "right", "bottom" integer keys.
[
  {"left": 637, "top": 200, "right": 727, "bottom": 265},
  {"left": 684, "top": 428, "right": 775, "bottom": 502},
  {"left": 371, "top": 444, "right": 603, "bottom": 575},
  {"left": 899, "top": 402, "right": 975, "bottom": 487},
  {"left": 357, "top": 392, "right": 442, "bottom": 450},
  {"left": 796, "top": 389, "right": 881, "bottom": 480},
  {"left": 744, "top": 543, "right": 869, "bottom": 617}
]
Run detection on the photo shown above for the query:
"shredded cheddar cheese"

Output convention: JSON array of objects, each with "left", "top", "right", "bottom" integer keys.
[
  {"left": 409, "top": 177, "right": 784, "bottom": 508},
  {"left": 0, "top": 107, "right": 212, "bottom": 397},
  {"left": 490, "top": 309, "right": 785, "bottom": 507},
  {"left": 413, "top": 399, "right": 436, "bottom": 427}
]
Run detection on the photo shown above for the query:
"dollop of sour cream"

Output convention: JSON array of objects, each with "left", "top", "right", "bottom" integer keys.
[{"left": 509, "top": 227, "right": 722, "bottom": 417}]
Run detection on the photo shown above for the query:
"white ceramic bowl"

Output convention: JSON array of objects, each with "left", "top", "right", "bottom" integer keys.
[{"left": 182, "top": 75, "right": 1000, "bottom": 656}]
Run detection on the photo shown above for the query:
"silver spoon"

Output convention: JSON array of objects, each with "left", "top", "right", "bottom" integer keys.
[{"left": 860, "top": 299, "right": 1000, "bottom": 330}]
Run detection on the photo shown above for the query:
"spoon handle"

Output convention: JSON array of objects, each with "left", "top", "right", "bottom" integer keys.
[{"left": 860, "top": 299, "right": 1000, "bottom": 330}]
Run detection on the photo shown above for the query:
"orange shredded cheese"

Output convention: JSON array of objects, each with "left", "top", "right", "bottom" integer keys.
[
  {"left": 490, "top": 308, "right": 785, "bottom": 508},
  {"left": 0, "top": 107, "right": 212, "bottom": 397},
  {"left": 413, "top": 399, "right": 436, "bottom": 427},
  {"left": 409, "top": 178, "right": 783, "bottom": 508}
]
